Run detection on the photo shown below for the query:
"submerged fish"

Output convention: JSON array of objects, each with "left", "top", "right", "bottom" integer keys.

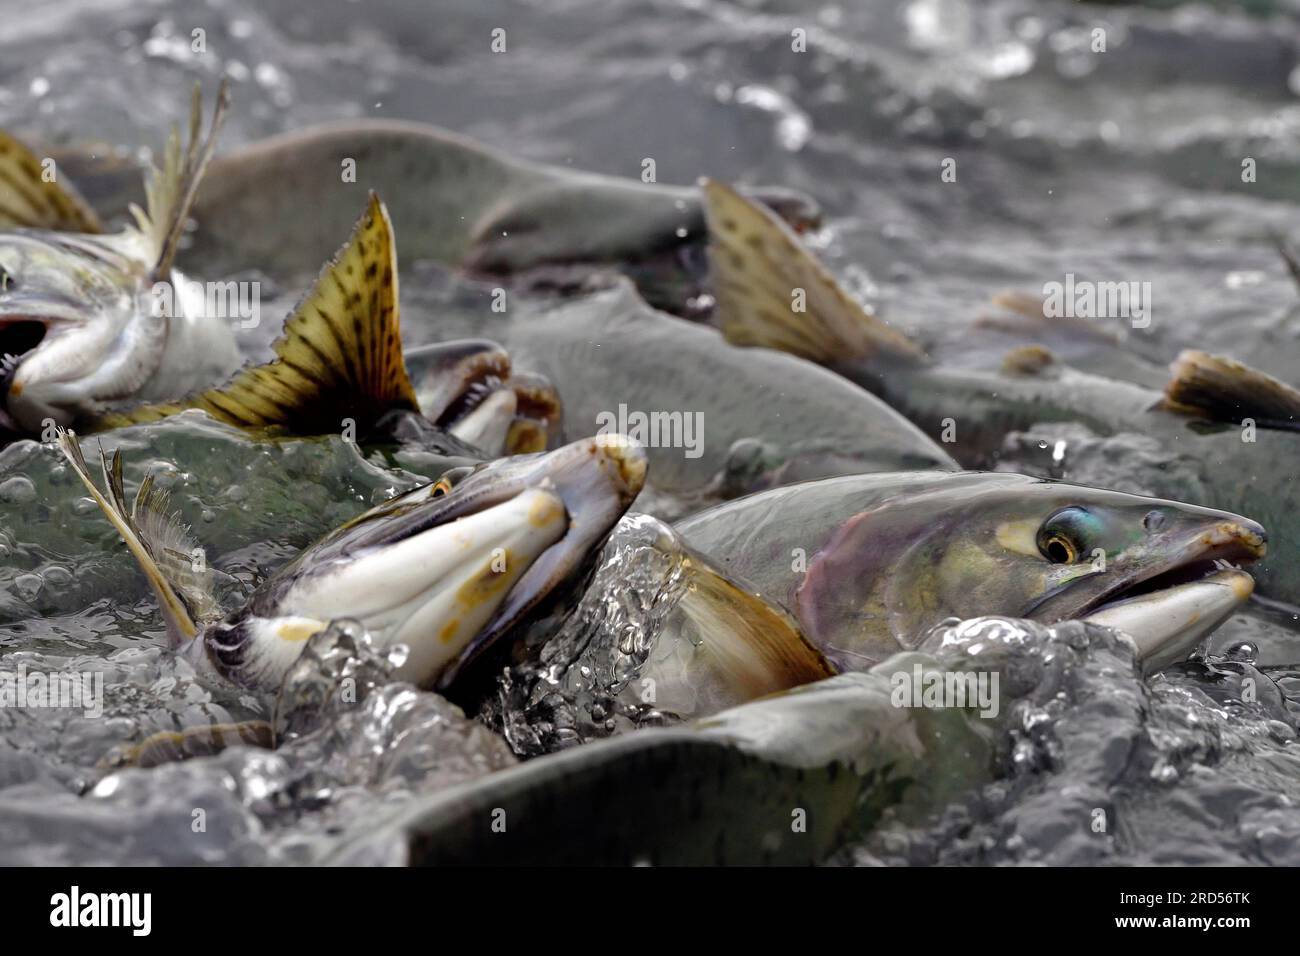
[
  {"left": 406, "top": 275, "right": 958, "bottom": 509},
  {"left": 333, "top": 618, "right": 1138, "bottom": 866},
  {"left": 667, "top": 471, "right": 1265, "bottom": 687},
  {"left": 703, "top": 180, "right": 1300, "bottom": 604},
  {"left": 53, "top": 119, "right": 820, "bottom": 316},
  {"left": 56, "top": 430, "right": 646, "bottom": 694}
]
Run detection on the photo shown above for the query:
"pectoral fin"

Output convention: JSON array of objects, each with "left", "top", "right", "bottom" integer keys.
[
  {"left": 96, "top": 192, "right": 420, "bottom": 434},
  {"left": 0, "top": 130, "right": 104, "bottom": 232},
  {"left": 56, "top": 430, "right": 218, "bottom": 646},
  {"left": 130, "top": 79, "right": 231, "bottom": 282},
  {"left": 703, "top": 178, "right": 925, "bottom": 366},
  {"left": 670, "top": 546, "right": 836, "bottom": 708}
]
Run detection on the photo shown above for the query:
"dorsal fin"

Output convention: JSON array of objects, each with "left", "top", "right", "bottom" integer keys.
[
  {"left": 56, "top": 429, "right": 218, "bottom": 646},
  {"left": 129, "top": 79, "right": 231, "bottom": 281},
  {"left": 96, "top": 192, "right": 420, "bottom": 433},
  {"left": 703, "top": 178, "right": 926, "bottom": 366},
  {"left": 1161, "top": 349, "right": 1300, "bottom": 427},
  {"left": 0, "top": 129, "right": 104, "bottom": 232}
]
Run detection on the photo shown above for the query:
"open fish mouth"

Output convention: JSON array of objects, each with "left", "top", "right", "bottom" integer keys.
[
  {"left": 0, "top": 315, "right": 56, "bottom": 433},
  {"left": 1084, "top": 567, "right": 1255, "bottom": 674},
  {"left": 223, "top": 433, "right": 647, "bottom": 691},
  {"left": 1031, "top": 518, "right": 1266, "bottom": 669},
  {"left": 406, "top": 339, "right": 561, "bottom": 454},
  {"left": 1079, "top": 521, "right": 1265, "bottom": 618}
]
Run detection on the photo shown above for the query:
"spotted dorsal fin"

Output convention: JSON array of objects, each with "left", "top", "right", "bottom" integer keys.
[
  {"left": 0, "top": 129, "right": 104, "bottom": 232},
  {"left": 96, "top": 192, "right": 420, "bottom": 433},
  {"left": 703, "top": 178, "right": 926, "bottom": 366},
  {"left": 129, "top": 79, "right": 231, "bottom": 282},
  {"left": 56, "top": 429, "right": 218, "bottom": 646}
]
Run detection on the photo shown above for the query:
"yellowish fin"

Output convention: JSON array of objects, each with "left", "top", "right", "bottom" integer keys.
[
  {"left": 1161, "top": 349, "right": 1300, "bottom": 427},
  {"left": 97, "top": 192, "right": 420, "bottom": 433},
  {"left": 674, "top": 548, "right": 836, "bottom": 706},
  {"left": 0, "top": 128, "right": 104, "bottom": 232},
  {"left": 703, "top": 178, "right": 925, "bottom": 365},
  {"left": 56, "top": 429, "right": 219, "bottom": 646},
  {"left": 129, "top": 79, "right": 231, "bottom": 282}
]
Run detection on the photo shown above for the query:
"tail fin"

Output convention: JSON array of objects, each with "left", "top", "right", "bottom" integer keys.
[
  {"left": 97, "top": 192, "right": 420, "bottom": 434},
  {"left": 130, "top": 79, "right": 231, "bottom": 282},
  {"left": 56, "top": 430, "right": 218, "bottom": 645},
  {"left": 1161, "top": 349, "right": 1300, "bottom": 429},
  {"left": 703, "top": 178, "right": 925, "bottom": 365},
  {"left": 0, "top": 129, "right": 104, "bottom": 232}
]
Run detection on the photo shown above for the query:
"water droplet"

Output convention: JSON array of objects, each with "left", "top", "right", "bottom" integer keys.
[{"left": 1224, "top": 641, "right": 1257, "bottom": 663}]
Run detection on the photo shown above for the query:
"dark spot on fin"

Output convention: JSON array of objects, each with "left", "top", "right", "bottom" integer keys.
[{"left": 95, "top": 192, "right": 420, "bottom": 434}]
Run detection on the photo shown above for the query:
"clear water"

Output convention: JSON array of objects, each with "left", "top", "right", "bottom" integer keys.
[{"left": 4, "top": 0, "right": 1300, "bottom": 864}]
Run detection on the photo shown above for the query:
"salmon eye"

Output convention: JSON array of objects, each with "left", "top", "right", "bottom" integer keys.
[
  {"left": 431, "top": 465, "right": 475, "bottom": 497},
  {"left": 1037, "top": 506, "right": 1098, "bottom": 564},
  {"left": 1040, "top": 534, "right": 1077, "bottom": 564}
]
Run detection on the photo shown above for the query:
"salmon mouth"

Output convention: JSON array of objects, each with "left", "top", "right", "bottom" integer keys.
[
  {"left": 0, "top": 317, "right": 51, "bottom": 433},
  {"left": 405, "top": 339, "right": 561, "bottom": 454},
  {"left": 1026, "top": 518, "right": 1267, "bottom": 624},
  {"left": 1084, "top": 568, "right": 1257, "bottom": 673}
]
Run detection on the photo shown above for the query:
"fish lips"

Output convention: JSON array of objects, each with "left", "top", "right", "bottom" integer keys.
[
  {"left": 374, "top": 434, "right": 646, "bottom": 690},
  {"left": 407, "top": 339, "right": 562, "bottom": 454},
  {"left": 434, "top": 434, "right": 646, "bottom": 689},
  {"left": 1024, "top": 517, "right": 1267, "bottom": 628}
]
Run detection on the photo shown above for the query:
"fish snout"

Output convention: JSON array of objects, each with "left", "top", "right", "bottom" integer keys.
[
  {"left": 591, "top": 432, "right": 648, "bottom": 502},
  {"left": 1202, "top": 517, "right": 1267, "bottom": 562}
]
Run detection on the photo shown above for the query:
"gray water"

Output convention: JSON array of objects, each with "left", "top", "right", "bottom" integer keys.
[{"left": 4, "top": 0, "right": 1300, "bottom": 864}]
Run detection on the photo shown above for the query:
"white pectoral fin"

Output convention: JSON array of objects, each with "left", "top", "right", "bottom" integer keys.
[
  {"left": 57, "top": 429, "right": 213, "bottom": 645},
  {"left": 130, "top": 79, "right": 231, "bottom": 281}
]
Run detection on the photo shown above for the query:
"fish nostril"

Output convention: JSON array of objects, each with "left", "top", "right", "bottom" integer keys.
[{"left": 1143, "top": 510, "right": 1167, "bottom": 533}]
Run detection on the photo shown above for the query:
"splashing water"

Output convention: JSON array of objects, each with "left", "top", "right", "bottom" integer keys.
[{"left": 488, "top": 514, "right": 693, "bottom": 757}]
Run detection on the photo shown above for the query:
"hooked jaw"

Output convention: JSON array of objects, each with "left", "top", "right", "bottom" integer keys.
[
  {"left": 405, "top": 339, "right": 562, "bottom": 455},
  {"left": 1085, "top": 568, "right": 1255, "bottom": 674},
  {"left": 1034, "top": 516, "right": 1267, "bottom": 670},
  {"left": 216, "top": 434, "right": 647, "bottom": 692}
]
